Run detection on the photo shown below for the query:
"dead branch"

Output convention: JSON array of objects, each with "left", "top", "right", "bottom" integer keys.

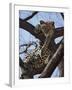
[
  {"left": 19, "top": 41, "right": 38, "bottom": 54},
  {"left": 39, "top": 42, "right": 64, "bottom": 78}
]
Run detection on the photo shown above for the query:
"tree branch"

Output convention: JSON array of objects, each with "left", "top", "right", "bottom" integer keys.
[
  {"left": 55, "top": 27, "right": 64, "bottom": 38},
  {"left": 19, "top": 19, "right": 45, "bottom": 42},
  {"left": 39, "top": 42, "right": 64, "bottom": 78},
  {"left": 19, "top": 41, "right": 38, "bottom": 54}
]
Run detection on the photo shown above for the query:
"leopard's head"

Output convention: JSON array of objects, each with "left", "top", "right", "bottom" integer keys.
[{"left": 40, "top": 20, "right": 55, "bottom": 37}]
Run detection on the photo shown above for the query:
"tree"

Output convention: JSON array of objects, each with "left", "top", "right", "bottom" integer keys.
[{"left": 19, "top": 12, "right": 64, "bottom": 78}]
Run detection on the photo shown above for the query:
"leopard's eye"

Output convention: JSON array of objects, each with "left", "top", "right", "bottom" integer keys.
[
  {"left": 40, "top": 20, "right": 45, "bottom": 24},
  {"left": 52, "top": 22, "right": 54, "bottom": 26}
]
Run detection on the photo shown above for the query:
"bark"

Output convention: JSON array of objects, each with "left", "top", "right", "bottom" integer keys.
[
  {"left": 58, "top": 57, "right": 64, "bottom": 77},
  {"left": 54, "top": 27, "right": 64, "bottom": 38},
  {"left": 39, "top": 42, "right": 64, "bottom": 78}
]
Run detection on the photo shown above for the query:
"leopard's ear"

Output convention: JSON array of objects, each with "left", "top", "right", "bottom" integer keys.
[
  {"left": 40, "top": 20, "right": 45, "bottom": 24},
  {"left": 52, "top": 22, "right": 54, "bottom": 26}
]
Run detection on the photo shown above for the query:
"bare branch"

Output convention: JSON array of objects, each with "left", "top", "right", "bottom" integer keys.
[
  {"left": 19, "top": 41, "right": 38, "bottom": 54},
  {"left": 54, "top": 27, "right": 64, "bottom": 38},
  {"left": 19, "top": 19, "right": 45, "bottom": 42},
  {"left": 20, "top": 41, "right": 38, "bottom": 48},
  {"left": 39, "top": 42, "right": 64, "bottom": 78}
]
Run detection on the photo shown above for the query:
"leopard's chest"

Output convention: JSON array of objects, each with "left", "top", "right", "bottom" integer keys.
[{"left": 41, "top": 45, "right": 51, "bottom": 59}]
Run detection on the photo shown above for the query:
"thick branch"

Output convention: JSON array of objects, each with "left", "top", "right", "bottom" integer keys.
[
  {"left": 54, "top": 27, "right": 64, "bottom": 38},
  {"left": 19, "top": 19, "right": 45, "bottom": 42},
  {"left": 39, "top": 42, "right": 64, "bottom": 78},
  {"left": 19, "top": 18, "right": 35, "bottom": 30}
]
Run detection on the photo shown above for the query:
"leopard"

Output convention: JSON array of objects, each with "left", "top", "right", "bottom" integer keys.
[{"left": 37, "top": 21, "right": 64, "bottom": 77}]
